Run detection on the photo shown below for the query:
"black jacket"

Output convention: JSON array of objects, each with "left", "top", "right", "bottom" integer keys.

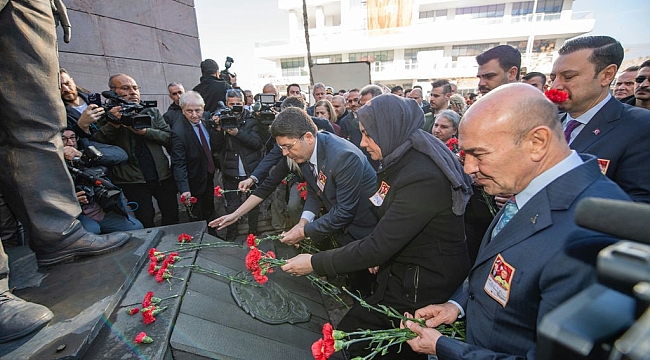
[
  {"left": 170, "top": 115, "right": 218, "bottom": 195},
  {"left": 64, "top": 91, "right": 100, "bottom": 139},
  {"left": 212, "top": 112, "right": 263, "bottom": 179},
  {"left": 163, "top": 102, "right": 184, "bottom": 127},
  {"left": 192, "top": 75, "right": 230, "bottom": 112}
]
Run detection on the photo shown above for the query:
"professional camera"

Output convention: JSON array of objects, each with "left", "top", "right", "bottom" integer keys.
[
  {"left": 101, "top": 90, "right": 157, "bottom": 130},
  {"left": 67, "top": 146, "right": 122, "bottom": 212},
  {"left": 219, "top": 56, "right": 236, "bottom": 85},
  {"left": 210, "top": 101, "right": 243, "bottom": 130},
  {"left": 252, "top": 93, "right": 278, "bottom": 125},
  {"left": 538, "top": 198, "right": 650, "bottom": 360}
]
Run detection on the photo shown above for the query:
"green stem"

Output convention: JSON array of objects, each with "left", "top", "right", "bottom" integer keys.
[{"left": 342, "top": 287, "right": 425, "bottom": 326}]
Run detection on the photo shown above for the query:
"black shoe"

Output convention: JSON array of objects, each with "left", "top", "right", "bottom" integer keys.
[
  {"left": 36, "top": 232, "right": 130, "bottom": 267},
  {"left": 0, "top": 290, "right": 53, "bottom": 343}
]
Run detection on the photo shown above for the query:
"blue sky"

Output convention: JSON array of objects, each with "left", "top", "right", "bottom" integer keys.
[{"left": 194, "top": 0, "right": 649, "bottom": 89}]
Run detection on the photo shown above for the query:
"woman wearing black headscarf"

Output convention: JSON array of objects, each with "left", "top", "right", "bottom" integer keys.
[{"left": 282, "top": 94, "right": 473, "bottom": 359}]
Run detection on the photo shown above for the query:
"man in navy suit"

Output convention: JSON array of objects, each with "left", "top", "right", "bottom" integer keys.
[
  {"left": 272, "top": 107, "right": 378, "bottom": 247},
  {"left": 170, "top": 91, "right": 217, "bottom": 221},
  {"left": 403, "top": 84, "right": 631, "bottom": 359},
  {"left": 550, "top": 36, "right": 650, "bottom": 203}
]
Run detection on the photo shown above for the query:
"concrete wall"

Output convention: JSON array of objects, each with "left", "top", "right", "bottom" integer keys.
[{"left": 56, "top": 0, "right": 202, "bottom": 112}]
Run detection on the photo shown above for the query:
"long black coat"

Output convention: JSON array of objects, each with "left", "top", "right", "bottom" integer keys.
[{"left": 212, "top": 114, "right": 263, "bottom": 179}]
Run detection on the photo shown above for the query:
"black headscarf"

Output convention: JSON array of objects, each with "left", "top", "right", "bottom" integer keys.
[{"left": 358, "top": 94, "right": 472, "bottom": 215}]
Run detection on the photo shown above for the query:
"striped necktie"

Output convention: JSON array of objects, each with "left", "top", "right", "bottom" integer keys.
[{"left": 491, "top": 196, "right": 518, "bottom": 239}]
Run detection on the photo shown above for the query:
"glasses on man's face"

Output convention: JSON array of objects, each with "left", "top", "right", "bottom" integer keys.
[
  {"left": 277, "top": 133, "right": 305, "bottom": 152},
  {"left": 61, "top": 135, "right": 77, "bottom": 143},
  {"left": 113, "top": 85, "right": 140, "bottom": 92},
  {"left": 635, "top": 76, "right": 650, "bottom": 84}
]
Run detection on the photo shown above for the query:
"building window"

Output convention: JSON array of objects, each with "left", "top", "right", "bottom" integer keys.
[
  {"left": 451, "top": 43, "right": 499, "bottom": 60},
  {"left": 281, "top": 57, "right": 305, "bottom": 77},
  {"left": 419, "top": 9, "right": 447, "bottom": 20},
  {"left": 456, "top": 4, "right": 505, "bottom": 19},
  {"left": 512, "top": 0, "right": 563, "bottom": 16},
  {"left": 314, "top": 54, "right": 342, "bottom": 64},
  {"left": 349, "top": 50, "right": 394, "bottom": 62},
  {"left": 507, "top": 39, "right": 556, "bottom": 53},
  {"left": 404, "top": 47, "right": 444, "bottom": 69}
]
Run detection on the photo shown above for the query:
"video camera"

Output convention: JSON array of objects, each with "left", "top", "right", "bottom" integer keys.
[
  {"left": 219, "top": 56, "right": 236, "bottom": 85},
  {"left": 252, "top": 93, "right": 282, "bottom": 125},
  {"left": 538, "top": 198, "right": 650, "bottom": 360},
  {"left": 100, "top": 90, "right": 157, "bottom": 130},
  {"left": 210, "top": 101, "right": 243, "bottom": 130},
  {"left": 67, "top": 146, "right": 122, "bottom": 212}
]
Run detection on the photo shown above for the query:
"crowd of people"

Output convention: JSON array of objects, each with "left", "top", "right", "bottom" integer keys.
[{"left": 0, "top": 2, "right": 649, "bottom": 357}]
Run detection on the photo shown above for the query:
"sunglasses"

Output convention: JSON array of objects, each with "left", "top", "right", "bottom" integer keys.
[{"left": 635, "top": 76, "right": 649, "bottom": 84}]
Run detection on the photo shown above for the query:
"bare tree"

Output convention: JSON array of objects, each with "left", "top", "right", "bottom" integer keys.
[{"left": 302, "top": 0, "right": 314, "bottom": 86}]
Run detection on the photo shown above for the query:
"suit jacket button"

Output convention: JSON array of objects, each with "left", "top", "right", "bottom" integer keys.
[{"left": 469, "top": 292, "right": 475, "bottom": 300}]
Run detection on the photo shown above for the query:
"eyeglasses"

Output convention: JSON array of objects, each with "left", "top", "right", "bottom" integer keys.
[
  {"left": 277, "top": 133, "right": 305, "bottom": 152},
  {"left": 635, "top": 76, "right": 650, "bottom": 84},
  {"left": 61, "top": 135, "right": 77, "bottom": 142},
  {"left": 112, "top": 85, "right": 140, "bottom": 91}
]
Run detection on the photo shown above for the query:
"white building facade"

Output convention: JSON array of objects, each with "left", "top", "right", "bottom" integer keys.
[{"left": 254, "top": 0, "right": 594, "bottom": 95}]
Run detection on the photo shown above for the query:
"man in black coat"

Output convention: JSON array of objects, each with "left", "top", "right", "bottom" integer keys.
[
  {"left": 162, "top": 82, "right": 185, "bottom": 127},
  {"left": 193, "top": 59, "right": 231, "bottom": 113},
  {"left": 170, "top": 91, "right": 218, "bottom": 221},
  {"left": 213, "top": 89, "right": 263, "bottom": 240}
]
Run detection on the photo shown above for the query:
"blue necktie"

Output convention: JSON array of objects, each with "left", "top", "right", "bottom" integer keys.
[{"left": 491, "top": 197, "right": 518, "bottom": 239}]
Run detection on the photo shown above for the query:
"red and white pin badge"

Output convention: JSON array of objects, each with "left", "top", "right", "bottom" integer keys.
[{"left": 593, "top": 128, "right": 600, "bottom": 135}]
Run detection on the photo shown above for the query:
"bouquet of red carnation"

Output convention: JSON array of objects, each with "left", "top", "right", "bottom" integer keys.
[
  {"left": 296, "top": 182, "right": 308, "bottom": 200},
  {"left": 544, "top": 89, "right": 569, "bottom": 103},
  {"left": 180, "top": 195, "right": 198, "bottom": 220}
]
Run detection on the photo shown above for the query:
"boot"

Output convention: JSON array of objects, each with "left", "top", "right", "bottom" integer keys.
[
  {"left": 35, "top": 221, "right": 130, "bottom": 267},
  {"left": 0, "top": 280, "right": 53, "bottom": 343}
]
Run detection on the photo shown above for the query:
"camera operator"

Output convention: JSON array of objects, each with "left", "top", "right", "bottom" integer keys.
[
  {"left": 93, "top": 73, "right": 179, "bottom": 228},
  {"left": 61, "top": 129, "right": 143, "bottom": 234},
  {"left": 212, "top": 89, "right": 263, "bottom": 241},
  {"left": 59, "top": 68, "right": 104, "bottom": 139},
  {"left": 193, "top": 59, "right": 231, "bottom": 112}
]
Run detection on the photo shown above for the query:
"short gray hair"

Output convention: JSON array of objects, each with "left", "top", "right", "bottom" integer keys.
[
  {"left": 360, "top": 84, "right": 384, "bottom": 98},
  {"left": 179, "top": 90, "right": 205, "bottom": 108},
  {"left": 435, "top": 110, "right": 461, "bottom": 130}
]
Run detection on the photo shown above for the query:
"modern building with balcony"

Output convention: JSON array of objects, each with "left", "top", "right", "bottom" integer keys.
[{"left": 254, "top": 0, "right": 595, "bottom": 95}]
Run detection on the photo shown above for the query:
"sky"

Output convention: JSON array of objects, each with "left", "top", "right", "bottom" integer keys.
[{"left": 194, "top": 0, "right": 649, "bottom": 90}]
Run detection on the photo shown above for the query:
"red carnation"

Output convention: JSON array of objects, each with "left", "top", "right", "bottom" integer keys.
[
  {"left": 545, "top": 89, "right": 569, "bottom": 103},
  {"left": 246, "top": 234, "right": 257, "bottom": 248},
  {"left": 178, "top": 233, "right": 193, "bottom": 243},
  {"left": 180, "top": 195, "right": 186, "bottom": 203},
  {"left": 252, "top": 268, "right": 268, "bottom": 284},
  {"left": 245, "top": 247, "right": 262, "bottom": 272},
  {"left": 134, "top": 332, "right": 153, "bottom": 344},
  {"left": 148, "top": 260, "right": 158, "bottom": 275},
  {"left": 311, "top": 337, "right": 335, "bottom": 360},
  {"left": 126, "top": 307, "right": 139, "bottom": 315},
  {"left": 142, "top": 309, "right": 156, "bottom": 324},
  {"left": 214, "top": 186, "right": 223, "bottom": 197},
  {"left": 189, "top": 196, "right": 198, "bottom": 204},
  {"left": 281, "top": 179, "right": 288, "bottom": 185},
  {"left": 300, "top": 190, "right": 308, "bottom": 201},
  {"left": 142, "top": 291, "right": 154, "bottom": 308}
]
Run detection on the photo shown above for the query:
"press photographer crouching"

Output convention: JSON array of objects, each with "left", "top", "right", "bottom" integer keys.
[
  {"left": 212, "top": 89, "right": 264, "bottom": 241},
  {"left": 92, "top": 74, "right": 179, "bottom": 228},
  {"left": 62, "top": 129, "right": 143, "bottom": 234}
]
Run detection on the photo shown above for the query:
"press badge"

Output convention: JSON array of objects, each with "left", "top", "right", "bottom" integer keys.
[
  {"left": 484, "top": 254, "right": 515, "bottom": 307},
  {"left": 317, "top": 170, "right": 327, "bottom": 192},
  {"left": 369, "top": 181, "right": 390, "bottom": 207}
]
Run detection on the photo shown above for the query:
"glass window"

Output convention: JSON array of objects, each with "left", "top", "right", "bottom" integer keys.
[
  {"left": 457, "top": 4, "right": 505, "bottom": 18},
  {"left": 451, "top": 43, "right": 499, "bottom": 60},
  {"left": 419, "top": 9, "right": 447, "bottom": 19},
  {"left": 512, "top": 0, "right": 562, "bottom": 15},
  {"left": 348, "top": 50, "right": 394, "bottom": 62},
  {"left": 281, "top": 57, "right": 305, "bottom": 77},
  {"left": 507, "top": 39, "right": 556, "bottom": 53},
  {"left": 314, "top": 55, "right": 343, "bottom": 64}
]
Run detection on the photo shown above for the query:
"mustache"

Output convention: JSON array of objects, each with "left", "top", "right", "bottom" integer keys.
[{"left": 635, "top": 87, "right": 650, "bottom": 93}]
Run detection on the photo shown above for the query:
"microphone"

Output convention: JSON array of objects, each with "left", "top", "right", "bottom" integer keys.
[{"left": 575, "top": 197, "right": 650, "bottom": 245}]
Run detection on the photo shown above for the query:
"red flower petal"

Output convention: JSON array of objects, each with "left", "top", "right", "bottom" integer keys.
[
  {"left": 180, "top": 195, "right": 186, "bottom": 203},
  {"left": 190, "top": 196, "right": 198, "bottom": 204},
  {"left": 246, "top": 234, "right": 257, "bottom": 248},
  {"left": 142, "top": 291, "right": 154, "bottom": 308},
  {"left": 178, "top": 233, "right": 193, "bottom": 243},
  {"left": 544, "top": 89, "right": 569, "bottom": 103},
  {"left": 214, "top": 186, "right": 223, "bottom": 197}
]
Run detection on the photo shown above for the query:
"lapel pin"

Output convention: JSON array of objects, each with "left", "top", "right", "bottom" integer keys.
[
  {"left": 530, "top": 214, "right": 538, "bottom": 224},
  {"left": 593, "top": 128, "right": 600, "bottom": 135}
]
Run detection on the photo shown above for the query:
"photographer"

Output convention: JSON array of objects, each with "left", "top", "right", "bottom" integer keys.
[
  {"left": 193, "top": 59, "right": 231, "bottom": 112},
  {"left": 93, "top": 73, "right": 179, "bottom": 228},
  {"left": 62, "top": 129, "right": 143, "bottom": 234},
  {"left": 212, "top": 89, "right": 263, "bottom": 240}
]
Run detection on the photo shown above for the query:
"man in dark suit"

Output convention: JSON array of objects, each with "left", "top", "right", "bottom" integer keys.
[
  {"left": 192, "top": 59, "right": 231, "bottom": 113},
  {"left": 170, "top": 91, "right": 217, "bottom": 221},
  {"left": 550, "top": 36, "right": 650, "bottom": 203},
  {"left": 272, "top": 108, "right": 377, "bottom": 247},
  {"left": 403, "top": 84, "right": 631, "bottom": 359}
]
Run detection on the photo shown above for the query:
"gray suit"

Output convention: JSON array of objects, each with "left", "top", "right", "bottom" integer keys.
[{"left": 436, "top": 155, "right": 631, "bottom": 359}]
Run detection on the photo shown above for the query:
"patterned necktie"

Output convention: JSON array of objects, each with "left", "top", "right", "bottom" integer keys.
[
  {"left": 196, "top": 124, "right": 215, "bottom": 173},
  {"left": 491, "top": 196, "right": 518, "bottom": 239},
  {"left": 563, "top": 119, "right": 581, "bottom": 144},
  {"left": 309, "top": 162, "right": 318, "bottom": 178}
]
